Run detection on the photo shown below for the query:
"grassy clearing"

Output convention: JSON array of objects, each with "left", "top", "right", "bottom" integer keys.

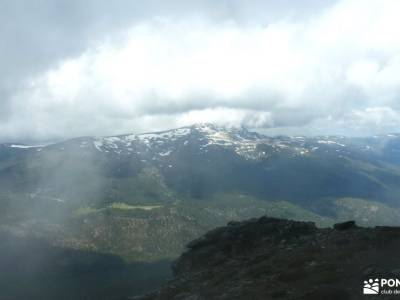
[
  {"left": 74, "top": 206, "right": 100, "bottom": 216},
  {"left": 109, "top": 202, "right": 163, "bottom": 211}
]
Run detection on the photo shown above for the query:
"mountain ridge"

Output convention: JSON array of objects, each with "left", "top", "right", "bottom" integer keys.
[
  {"left": 1, "top": 124, "right": 400, "bottom": 264},
  {"left": 4, "top": 123, "right": 400, "bottom": 153},
  {"left": 139, "top": 216, "right": 400, "bottom": 300}
]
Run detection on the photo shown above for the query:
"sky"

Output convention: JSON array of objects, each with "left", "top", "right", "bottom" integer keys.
[{"left": 1, "top": 0, "right": 400, "bottom": 142}]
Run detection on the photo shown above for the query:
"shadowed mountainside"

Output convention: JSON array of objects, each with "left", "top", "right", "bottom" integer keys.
[{"left": 0, "top": 231, "right": 171, "bottom": 300}]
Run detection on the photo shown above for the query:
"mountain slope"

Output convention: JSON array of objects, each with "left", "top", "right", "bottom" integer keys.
[
  {"left": 0, "top": 231, "right": 171, "bottom": 300},
  {"left": 140, "top": 217, "right": 400, "bottom": 300},
  {"left": 2, "top": 124, "right": 400, "bottom": 207},
  {"left": 1, "top": 124, "right": 400, "bottom": 262}
]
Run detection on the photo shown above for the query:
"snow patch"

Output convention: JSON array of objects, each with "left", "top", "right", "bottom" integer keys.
[
  {"left": 159, "top": 150, "right": 172, "bottom": 156},
  {"left": 317, "top": 140, "right": 345, "bottom": 147},
  {"left": 9, "top": 144, "right": 43, "bottom": 149}
]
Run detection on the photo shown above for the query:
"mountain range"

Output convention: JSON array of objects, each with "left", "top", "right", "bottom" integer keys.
[
  {"left": 2, "top": 123, "right": 400, "bottom": 298},
  {"left": 0, "top": 124, "right": 400, "bottom": 221},
  {"left": 1, "top": 123, "right": 400, "bottom": 263}
]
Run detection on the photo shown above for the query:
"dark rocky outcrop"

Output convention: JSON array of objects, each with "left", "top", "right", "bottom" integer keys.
[
  {"left": 334, "top": 220, "right": 357, "bottom": 231},
  {"left": 138, "top": 217, "right": 400, "bottom": 300}
]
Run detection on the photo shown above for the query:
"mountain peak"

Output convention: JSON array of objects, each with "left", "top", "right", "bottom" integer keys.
[{"left": 190, "top": 123, "right": 248, "bottom": 133}]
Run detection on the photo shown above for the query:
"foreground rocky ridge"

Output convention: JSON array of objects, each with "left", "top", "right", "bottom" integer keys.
[{"left": 140, "top": 217, "right": 400, "bottom": 300}]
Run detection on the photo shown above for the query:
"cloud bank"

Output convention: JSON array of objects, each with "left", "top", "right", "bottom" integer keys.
[{"left": 1, "top": 0, "right": 400, "bottom": 141}]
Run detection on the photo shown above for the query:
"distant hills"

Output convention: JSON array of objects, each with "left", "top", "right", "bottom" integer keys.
[{"left": 1, "top": 124, "right": 400, "bottom": 262}]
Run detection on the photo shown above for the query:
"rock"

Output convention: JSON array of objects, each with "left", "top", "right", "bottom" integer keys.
[
  {"left": 391, "top": 268, "right": 400, "bottom": 277},
  {"left": 363, "top": 266, "right": 376, "bottom": 276},
  {"left": 333, "top": 238, "right": 350, "bottom": 245},
  {"left": 304, "top": 287, "right": 351, "bottom": 300},
  {"left": 144, "top": 216, "right": 400, "bottom": 300},
  {"left": 269, "top": 290, "right": 287, "bottom": 298},
  {"left": 333, "top": 221, "right": 357, "bottom": 231}
]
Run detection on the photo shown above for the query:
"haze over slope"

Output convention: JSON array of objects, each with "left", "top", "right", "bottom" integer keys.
[
  {"left": 1, "top": 123, "right": 400, "bottom": 299},
  {"left": 1, "top": 124, "right": 400, "bottom": 263}
]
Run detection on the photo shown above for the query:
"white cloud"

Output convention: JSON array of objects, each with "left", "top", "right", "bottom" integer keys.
[
  {"left": 4, "top": 0, "right": 400, "bottom": 141},
  {"left": 177, "top": 108, "right": 273, "bottom": 128}
]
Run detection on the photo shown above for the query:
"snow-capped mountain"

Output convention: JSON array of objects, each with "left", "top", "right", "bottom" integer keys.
[
  {"left": 8, "top": 123, "right": 398, "bottom": 162},
  {"left": 1, "top": 124, "right": 400, "bottom": 214},
  {"left": 2, "top": 124, "right": 400, "bottom": 271}
]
